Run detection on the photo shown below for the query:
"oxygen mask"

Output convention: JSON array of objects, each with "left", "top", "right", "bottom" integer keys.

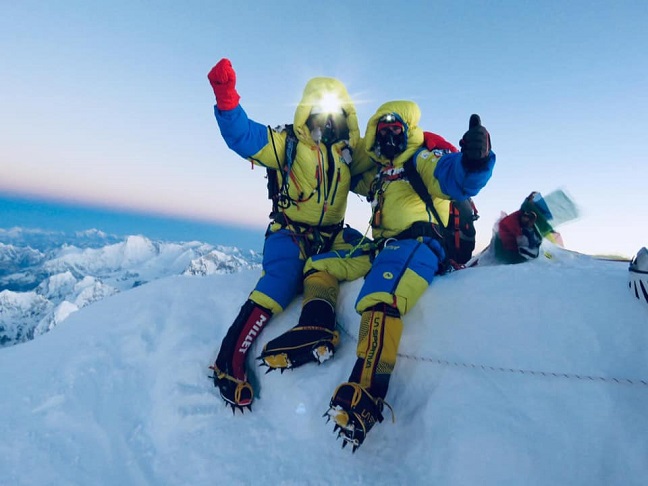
[
  {"left": 375, "top": 113, "right": 406, "bottom": 159},
  {"left": 308, "top": 111, "right": 347, "bottom": 145}
]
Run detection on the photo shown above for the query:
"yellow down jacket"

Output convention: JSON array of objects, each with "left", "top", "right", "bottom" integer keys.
[
  {"left": 215, "top": 77, "right": 363, "bottom": 229},
  {"left": 352, "top": 100, "right": 451, "bottom": 240}
]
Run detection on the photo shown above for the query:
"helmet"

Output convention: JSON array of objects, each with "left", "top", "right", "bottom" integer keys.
[
  {"left": 375, "top": 113, "right": 406, "bottom": 159},
  {"left": 629, "top": 247, "right": 648, "bottom": 307}
]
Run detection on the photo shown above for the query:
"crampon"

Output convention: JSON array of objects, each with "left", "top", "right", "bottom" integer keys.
[
  {"left": 257, "top": 326, "right": 340, "bottom": 372},
  {"left": 323, "top": 382, "right": 393, "bottom": 452},
  {"left": 209, "top": 364, "right": 254, "bottom": 414}
]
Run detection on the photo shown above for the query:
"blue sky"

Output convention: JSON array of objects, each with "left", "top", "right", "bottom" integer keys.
[{"left": 2, "top": 1, "right": 647, "bottom": 257}]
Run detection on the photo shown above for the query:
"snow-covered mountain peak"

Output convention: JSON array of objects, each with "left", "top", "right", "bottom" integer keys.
[{"left": 0, "top": 229, "right": 261, "bottom": 347}]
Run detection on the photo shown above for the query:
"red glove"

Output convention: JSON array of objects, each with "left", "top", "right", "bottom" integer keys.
[
  {"left": 423, "top": 131, "right": 458, "bottom": 153},
  {"left": 207, "top": 58, "right": 240, "bottom": 110}
]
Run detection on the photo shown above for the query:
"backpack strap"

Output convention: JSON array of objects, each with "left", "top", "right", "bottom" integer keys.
[
  {"left": 450, "top": 201, "right": 461, "bottom": 249},
  {"left": 283, "top": 124, "right": 298, "bottom": 173},
  {"left": 403, "top": 155, "right": 474, "bottom": 272},
  {"left": 402, "top": 156, "right": 447, "bottom": 231},
  {"left": 267, "top": 124, "right": 298, "bottom": 217}
]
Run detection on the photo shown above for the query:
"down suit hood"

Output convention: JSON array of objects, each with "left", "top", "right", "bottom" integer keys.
[
  {"left": 364, "top": 100, "right": 425, "bottom": 167},
  {"left": 292, "top": 77, "right": 361, "bottom": 150}
]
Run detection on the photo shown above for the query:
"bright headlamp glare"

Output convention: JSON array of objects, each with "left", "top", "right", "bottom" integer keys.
[{"left": 311, "top": 92, "right": 343, "bottom": 116}]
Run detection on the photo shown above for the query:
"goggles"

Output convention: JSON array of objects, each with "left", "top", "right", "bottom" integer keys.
[{"left": 377, "top": 113, "right": 405, "bottom": 136}]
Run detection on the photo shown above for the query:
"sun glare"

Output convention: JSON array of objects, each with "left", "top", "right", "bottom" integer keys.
[{"left": 315, "top": 92, "right": 342, "bottom": 114}]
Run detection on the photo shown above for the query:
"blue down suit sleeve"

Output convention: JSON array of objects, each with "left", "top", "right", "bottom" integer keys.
[
  {"left": 433, "top": 151, "right": 496, "bottom": 200},
  {"left": 214, "top": 105, "right": 269, "bottom": 158}
]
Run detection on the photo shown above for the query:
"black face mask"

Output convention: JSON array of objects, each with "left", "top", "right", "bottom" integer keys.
[{"left": 377, "top": 130, "right": 406, "bottom": 159}]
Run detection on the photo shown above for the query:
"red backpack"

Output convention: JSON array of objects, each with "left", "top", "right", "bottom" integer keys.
[
  {"left": 445, "top": 198, "right": 478, "bottom": 264},
  {"left": 403, "top": 158, "right": 479, "bottom": 266}
]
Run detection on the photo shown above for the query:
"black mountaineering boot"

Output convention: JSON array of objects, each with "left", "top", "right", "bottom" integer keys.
[
  {"left": 210, "top": 299, "right": 272, "bottom": 412},
  {"left": 325, "top": 382, "right": 385, "bottom": 452},
  {"left": 258, "top": 271, "right": 340, "bottom": 371}
]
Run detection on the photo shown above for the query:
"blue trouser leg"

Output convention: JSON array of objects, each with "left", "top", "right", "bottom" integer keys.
[
  {"left": 355, "top": 237, "right": 443, "bottom": 315},
  {"left": 252, "top": 229, "right": 304, "bottom": 312}
]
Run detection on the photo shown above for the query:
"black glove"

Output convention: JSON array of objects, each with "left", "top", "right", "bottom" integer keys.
[{"left": 459, "top": 114, "right": 491, "bottom": 172}]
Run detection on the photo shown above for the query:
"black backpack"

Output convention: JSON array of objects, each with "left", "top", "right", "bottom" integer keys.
[{"left": 403, "top": 158, "right": 478, "bottom": 265}]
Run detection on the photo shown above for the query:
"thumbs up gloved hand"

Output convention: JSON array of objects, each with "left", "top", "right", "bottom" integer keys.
[
  {"left": 208, "top": 58, "right": 240, "bottom": 111},
  {"left": 459, "top": 114, "right": 491, "bottom": 172}
]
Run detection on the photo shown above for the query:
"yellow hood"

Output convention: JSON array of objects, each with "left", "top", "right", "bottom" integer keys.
[
  {"left": 364, "top": 100, "right": 424, "bottom": 167},
  {"left": 292, "top": 77, "right": 360, "bottom": 149}
]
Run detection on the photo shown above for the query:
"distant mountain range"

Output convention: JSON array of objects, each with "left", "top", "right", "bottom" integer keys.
[{"left": 0, "top": 228, "right": 261, "bottom": 347}]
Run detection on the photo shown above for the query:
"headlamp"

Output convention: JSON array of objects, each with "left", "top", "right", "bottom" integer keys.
[{"left": 311, "top": 92, "right": 343, "bottom": 115}]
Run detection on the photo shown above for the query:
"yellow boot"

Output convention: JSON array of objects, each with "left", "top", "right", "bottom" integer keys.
[{"left": 325, "top": 304, "right": 402, "bottom": 450}]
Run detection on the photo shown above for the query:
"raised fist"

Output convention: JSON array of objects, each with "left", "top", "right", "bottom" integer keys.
[{"left": 208, "top": 58, "right": 240, "bottom": 110}]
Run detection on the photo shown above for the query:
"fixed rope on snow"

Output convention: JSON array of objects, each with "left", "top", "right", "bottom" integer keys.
[{"left": 337, "top": 322, "right": 648, "bottom": 388}]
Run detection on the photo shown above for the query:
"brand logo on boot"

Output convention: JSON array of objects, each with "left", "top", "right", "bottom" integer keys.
[
  {"left": 361, "top": 409, "right": 377, "bottom": 427},
  {"left": 238, "top": 314, "right": 268, "bottom": 354},
  {"left": 364, "top": 316, "right": 381, "bottom": 369}
]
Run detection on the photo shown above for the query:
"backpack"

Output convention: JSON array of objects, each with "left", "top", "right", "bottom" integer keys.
[
  {"left": 402, "top": 158, "right": 478, "bottom": 265},
  {"left": 446, "top": 198, "right": 478, "bottom": 264}
]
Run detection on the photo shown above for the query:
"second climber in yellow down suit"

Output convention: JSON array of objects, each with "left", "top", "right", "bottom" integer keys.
[{"left": 323, "top": 101, "right": 496, "bottom": 451}]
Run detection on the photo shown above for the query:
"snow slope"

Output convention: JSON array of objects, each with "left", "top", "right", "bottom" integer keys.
[{"left": 0, "top": 244, "right": 646, "bottom": 485}]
